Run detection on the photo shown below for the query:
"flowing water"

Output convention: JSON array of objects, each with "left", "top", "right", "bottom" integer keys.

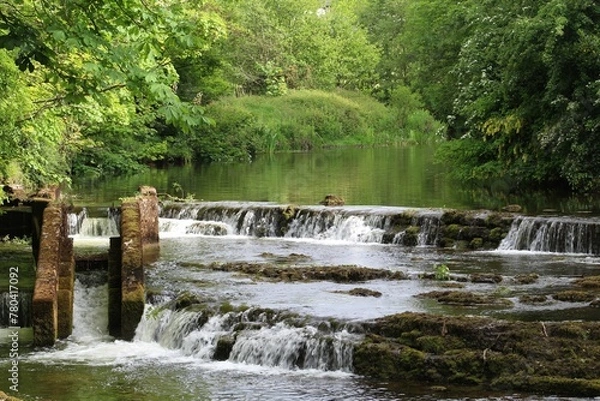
[{"left": 2, "top": 146, "right": 600, "bottom": 400}]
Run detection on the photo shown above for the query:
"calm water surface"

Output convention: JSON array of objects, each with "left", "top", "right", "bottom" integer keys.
[{"left": 72, "top": 146, "right": 599, "bottom": 215}]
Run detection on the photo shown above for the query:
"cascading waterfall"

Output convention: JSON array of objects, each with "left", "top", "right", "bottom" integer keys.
[
  {"left": 160, "top": 202, "right": 600, "bottom": 255},
  {"left": 229, "top": 322, "right": 356, "bottom": 371},
  {"left": 160, "top": 202, "right": 443, "bottom": 245},
  {"left": 71, "top": 274, "right": 110, "bottom": 342},
  {"left": 135, "top": 305, "right": 361, "bottom": 372},
  {"left": 68, "top": 207, "right": 120, "bottom": 237},
  {"left": 498, "top": 216, "right": 600, "bottom": 254}
]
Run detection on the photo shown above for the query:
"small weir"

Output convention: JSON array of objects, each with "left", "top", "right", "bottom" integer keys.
[
  {"left": 499, "top": 215, "right": 600, "bottom": 254},
  {"left": 160, "top": 202, "right": 449, "bottom": 246},
  {"left": 68, "top": 207, "right": 121, "bottom": 237},
  {"left": 159, "top": 202, "right": 600, "bottom": 255},
  {"left": 136, "top": 302, "right": 360, "bottom": 372}
]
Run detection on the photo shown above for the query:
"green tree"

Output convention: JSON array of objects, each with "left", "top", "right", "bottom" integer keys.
[
  {"left": 217, "top": 0, "right": 380, "bottom": 95},
  {"left": 0, "top": 0, "right": 225, "bottom": 182},
  {"left": 446, "top": 0, "right": 600, "bottom": 191}
]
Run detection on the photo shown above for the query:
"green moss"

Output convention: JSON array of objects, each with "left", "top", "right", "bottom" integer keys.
[
  {"left": 417, "top": 290, "right": 513, "bottom": 307},
  {"left": 488, "top": 227, "right": 506, "bottom": 242},
  {"left": 415, "top": 335, "right": 447, "bottom": 353},
  {"left": 553, "top": 290, "right": 596, "bottom": 302},
  {"left": 469, "top": 237, "right": 483, "bottom": 249},
  {"left": 519, "top": 294, "right": 549, "bottom": 304},
  {"left": 444, "top": 224, "right": 462, "bottom": 238},
  {"left": 574, "top": 275, "right": 600, "bottom": 289}
]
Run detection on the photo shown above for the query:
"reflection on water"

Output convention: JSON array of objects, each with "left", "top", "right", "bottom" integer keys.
[{"left": 71, "top": 146, "right": 600, "bottom": 215}]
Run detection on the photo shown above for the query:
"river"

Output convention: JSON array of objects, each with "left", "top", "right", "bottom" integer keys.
[{"left": 2, "top": 146, "right": 600, "bottom": 400}]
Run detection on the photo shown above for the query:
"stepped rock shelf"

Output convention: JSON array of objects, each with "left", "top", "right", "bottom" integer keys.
[
  {"left": 157, "top": 201, "right": 600, "bottom": 396},
  {"left": 159, "top": 201, "right": 600, "bottom": 254}
]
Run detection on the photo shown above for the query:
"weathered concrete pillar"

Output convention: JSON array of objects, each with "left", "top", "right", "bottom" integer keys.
[
  {"left": 30, "top": 200, "right": 49, "bottom": 264},
  {"left": 138, "top": 186, "right": 160, "bottom": 246},
  {"left": 57, "top": 205, "right": 74, "bottom": 339},
  {"left": 120, "top": 200, "right": 145, "bottom": 341},
  {"left": 137, "top": 185, "right": 160, "bottom": 263},
  {"left": 108, "top": 236, "right": 122, "bottom": 338},
  {"left": 32, "top": 204, "right": 61, "bottom": 346}
]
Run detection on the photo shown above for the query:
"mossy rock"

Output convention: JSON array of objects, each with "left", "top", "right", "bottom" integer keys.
[
  {"left": 443, "top": 224, "right": 462, "bottom": 239},
  {"left": 336, "top": 287, "right": 383, "bottom": 297},
  {"left": 468, "top": 237, "right": 484, "bottom": 249},
  {"left": 206, "top": 262, "right": 407, "bottom": 283},
  {"left": 513, "top": 274, "right": 539, "bottom": 284},
  {"left": 441, "top": 210, "right": 469, "bottom": 226},
  {"left": 214, "top": 335, "right": 236, "bottom": 361},
  {"left": 519, "top": 294, "right": 550, "bottom": 305},
  {"left": 574, "top": 275, "right": 600, "bottom": 289},
  {"left": 319, "top": 194, "right": 345, "bottom": 206},
  {"left": 355, "top": 312, "right": 600, "bottom": 396},
  {"left": 417, "top": 290, "right": 513, "bottom": 307},
  {"left": 470, "top": 273, "right": 503, "bottom": 284},
  {"left": 553, "top": 290, "right": 596, "bottom": 303}
]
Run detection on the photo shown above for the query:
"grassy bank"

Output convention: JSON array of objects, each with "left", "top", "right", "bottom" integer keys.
[{"left": 189, "top": 89, "right": 443, "bottom": 162}]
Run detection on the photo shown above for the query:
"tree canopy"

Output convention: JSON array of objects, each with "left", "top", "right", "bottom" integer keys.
[
  {"left": 1, "top": 0, "right": 598, "bottom": 194},
  {"left": 362, "top": 0, "right": 600, "bottom": 192}
]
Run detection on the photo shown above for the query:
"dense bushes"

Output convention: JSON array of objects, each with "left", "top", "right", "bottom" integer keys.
[{"left": 189, "top": 89, "right": 442, "bottom": 162}]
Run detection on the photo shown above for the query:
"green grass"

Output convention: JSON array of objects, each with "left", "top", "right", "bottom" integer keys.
[{"left": 192, "top": 89, "right": 443, "bottom": 162}]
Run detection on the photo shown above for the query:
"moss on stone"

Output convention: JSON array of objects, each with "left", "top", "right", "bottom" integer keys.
[
  {"left": 574, "top": 275, "right": 600, "bottom": 289},
  {"left": 469, "top": 237, "right": 483, "bottom": 249},
  {"left": 470, "top": 273, "right": 503, "bottom": 284},
  {"left": 417, "top": 290, "right": 513, "bottom": 307},
  {"left": 335, "top": 287, "right": 383, "bottom": 297},
  {"left": 214, "top": 336, "right": 235, "bottom": 361},
  {"left": 353, "top": 312, "right": 600, "bottom": 396},
  {"left": 513, "top": 273, "right": 539, "bottom": 284},
  {"left": 204, "top": 262, "right": 407, "bottom": 283},
  {"left": 519, "top": 294, "right": 550, "bottom": 304},
  {"left": 553, "top": 290, "right": 596, "bottom": 302}
]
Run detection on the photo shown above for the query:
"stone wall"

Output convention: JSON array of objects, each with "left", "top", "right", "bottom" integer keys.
[{"left": 32, "top": 203, "right": 74, "bottom": 346}]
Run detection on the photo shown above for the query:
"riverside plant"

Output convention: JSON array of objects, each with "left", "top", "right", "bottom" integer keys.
[{"left": 434, "top": 264, "right": 451, "bottom": 281}]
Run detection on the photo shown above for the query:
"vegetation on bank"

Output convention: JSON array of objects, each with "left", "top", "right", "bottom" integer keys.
[
  {"left": 189, "top": 89, "right": 442, "bottom": 163},
  {"left": 1, "top": 0, "right": 599, "bottom": 194}
]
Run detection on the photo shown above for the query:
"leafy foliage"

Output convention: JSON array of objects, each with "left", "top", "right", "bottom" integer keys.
[
  {"left": 364, "top": 0, "right": 600, "bottom": 192},
  {"left": 189, "top": 89, "right": 441, "bottom": 162},
  {"left": 0, "top": 0, "right": 225, "bottom": 184}
]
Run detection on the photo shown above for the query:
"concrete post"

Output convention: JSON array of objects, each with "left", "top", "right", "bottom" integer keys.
[
  {"left": 32, "top": 205, "right": 61, "bottom": 346},
  {"left": 119, "top": 200, "right": 145, "bottom": 341}
]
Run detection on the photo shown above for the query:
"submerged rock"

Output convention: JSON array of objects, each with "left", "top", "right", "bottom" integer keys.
[
  {"left": 319, "top": 194, "right": 345, "bottom": 206},
  {"left": 335, "top": 287, "right": 383, "bottom": 298},
  {"left": 416, "top": 290, "right": 513, "bottom": 307},
  {"left": 205, "top": 262, "right": 408, "bottom": 283}
]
